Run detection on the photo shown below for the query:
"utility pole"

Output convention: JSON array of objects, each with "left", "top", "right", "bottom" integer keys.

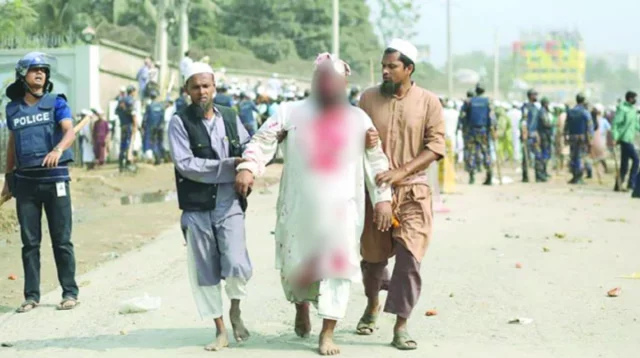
[
  {"left": 179, "top": 0, "right": 190, "bottom": 57},
  {"left": 157, "top": 0, "right": 169, "bottom": 98},
  {"left": 446, "top": 0, "right": 453, "bottom": 97},
  {"left": 493, "top": 29, "right": 499, "bottom": 99},
  {"left": 332, "top": 0, "right": 340, "bottom": 57}
]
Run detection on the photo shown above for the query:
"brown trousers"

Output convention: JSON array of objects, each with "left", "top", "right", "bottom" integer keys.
[
  {"left": 360, "top": 240, "right": 421, "bottom": 319},
  {"left": 360, "top": 184, "right": 432, "bottom": 319}
]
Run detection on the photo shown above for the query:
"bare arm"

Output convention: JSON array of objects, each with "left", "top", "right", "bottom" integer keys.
[{"left": 56, "top": 119, "right": 76, "bottom": 151}]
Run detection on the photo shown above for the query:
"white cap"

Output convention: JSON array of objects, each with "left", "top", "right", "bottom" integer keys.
[
  {"left": 92, "top": 107, "right": 104, "bottom": 115},
  {"left": 387, "top": 38, "right": 418, "bottom": 64},
  {"left": 120, "top": 86, "right": 126, "bottom": 92},
  {"left": 184, "top": 62, "right": 214, "bottom": 83},
  {"left": 80, "top": 109, "right": 92, "bottom": 116}
]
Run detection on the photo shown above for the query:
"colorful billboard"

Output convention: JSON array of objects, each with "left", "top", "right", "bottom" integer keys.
[{"left": 513, "top": 31, "right": 586, "bottom": 93}]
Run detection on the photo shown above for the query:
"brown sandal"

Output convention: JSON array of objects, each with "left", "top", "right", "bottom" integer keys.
[
  {"left": 16, "top": 300, "right": 39, "bottom": 313},
  {"left": 57, "top": 297, "right": 80, "bottom": 311}
]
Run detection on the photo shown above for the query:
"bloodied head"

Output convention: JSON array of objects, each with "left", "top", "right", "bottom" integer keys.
[{"left": 312, "top": 53, "right": 350, "bottom": 106}]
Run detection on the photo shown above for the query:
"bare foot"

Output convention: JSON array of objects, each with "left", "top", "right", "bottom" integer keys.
[
  {"left": 294, "top": 303, "right": 311, "bottom": 338},
  {"left": 204, "top": 331, "right": 229, "bottom": 352},
  {"left": 318, "top": 332, "right": 340, "bottom": 356},
  {"left": 229, "top": 306, "right": 250, "bottom": 343}
]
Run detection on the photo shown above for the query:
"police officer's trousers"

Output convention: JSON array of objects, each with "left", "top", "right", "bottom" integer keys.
[{"left": 14, "top": 180, "right": 78, "bottom": 302}]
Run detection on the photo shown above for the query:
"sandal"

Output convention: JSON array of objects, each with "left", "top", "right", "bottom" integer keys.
[
  {"left": 57, "top": 297, "right": 80, "bottom": 311},
  {"left": 355, "top": 309, "right": 379, "bottom": 335},
  {"left": 16, "top": 300, "right": 39, "bottom": 313},
  {"left": 391, "top": 330, "right": 417, "bottom": 350}
]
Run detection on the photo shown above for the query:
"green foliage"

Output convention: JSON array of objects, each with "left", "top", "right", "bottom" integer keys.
[
  {"left": 0, "top": 0, "right": 38, "bottom": 37},
  {"left": 373, "top": 0, "right": 420, "bottom": 45}
]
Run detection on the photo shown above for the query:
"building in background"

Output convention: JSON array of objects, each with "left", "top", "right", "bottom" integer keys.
[{"left": 512, "top": 30, "right": 586, "bottom": 101}]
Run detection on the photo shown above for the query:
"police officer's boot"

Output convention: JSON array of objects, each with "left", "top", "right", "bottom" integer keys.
[
  {"left": 586, "top": 166, "right": 593, "bottom": 179},
  {"left": 543, "top": 162, "right": 551, "bottom": 180},
  {"left": 483, "top": 171, "right": 493, "bottom": 186},
  {"left": 119, "top": 158, "right": 126, "bottom": 173},
  {"left": 469, "top": 172, "right": 475, "bottom": 185}
]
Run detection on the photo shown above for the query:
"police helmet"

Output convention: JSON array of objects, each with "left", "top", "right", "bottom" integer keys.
[
  {"left": 466, "top": 90, "right": 475, "bottom": 98},
  {"left": 541, "top": 97, "right": 550, "bottom": 105},
  {"left": 126, "top": 85, "right": 136, "bottom": 94},
  {"left": 149, "top": 89, "right": 159, "bottom": 99},
  {"left": 526, "top": 88, "right": 538, "bottom": 97},
  {"left": 6, "top": 52, "right": 56, "bottom": 100},
  {"left": 576, "top": 93, "right": 586, "bottom": 104},
  {"left": 475, "top": 83, "right": 485, "bottom": 94}
]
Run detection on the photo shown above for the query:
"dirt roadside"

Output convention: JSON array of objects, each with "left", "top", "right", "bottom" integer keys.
[{"left": 0, "top": 163, "right": 282, "bottom": 312}]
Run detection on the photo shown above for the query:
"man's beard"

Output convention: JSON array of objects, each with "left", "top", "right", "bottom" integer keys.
[
  {"left": 380, "top": 80, "right": 401, "bottom": 97},
  {"left": 198, "top": 99, "right": 213, "bottom": 113}
]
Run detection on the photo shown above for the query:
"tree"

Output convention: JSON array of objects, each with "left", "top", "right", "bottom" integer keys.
[
  {"left": 0, "top": 0, "right": 38, "bottom": 38},
  {"left": 373, "top": 0, "right": 421, "bottom": 45}
]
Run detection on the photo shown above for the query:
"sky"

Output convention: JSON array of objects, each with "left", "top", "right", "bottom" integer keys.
[{"left": 367, "top": 0, "right": 640, "bottom": 67}]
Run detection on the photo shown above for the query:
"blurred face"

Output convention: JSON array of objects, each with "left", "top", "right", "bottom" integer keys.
[
  {"left": 187, "top": 73, "right": 216, "bottom": 112},
  {"left": 629, "top": 96, "right": 637, "bottom": 105},
  {"left": 529, "top": 93, "right": 538, "bottom": 102},
  {"left": 25, "top": 67, "right": 47, "bottom": 90},
  {"left": 312, "top": 65, "right": 346, "bottom": 105},
  {"left": 381, "top": 51, "right": 411, "bottom": 97}
]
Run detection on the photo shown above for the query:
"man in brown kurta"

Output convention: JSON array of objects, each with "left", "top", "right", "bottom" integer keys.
[{"left": 356, "top": 39, "right": 445, "bottom": 351}]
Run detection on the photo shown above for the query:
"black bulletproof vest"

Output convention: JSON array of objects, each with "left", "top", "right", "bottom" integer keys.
[{"left": 174, "top": 104, "right": 247, "bottom": 212}]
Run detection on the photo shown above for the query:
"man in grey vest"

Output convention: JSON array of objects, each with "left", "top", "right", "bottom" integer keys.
[
  {"left": 168, "top": 62, "right": 252, "bottom": 352},
  {"left": 1, "top": 52, "right": 80, "bottom": 313}
]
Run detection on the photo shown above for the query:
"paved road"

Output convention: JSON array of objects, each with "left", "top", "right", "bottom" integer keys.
[{"left": 1, "top": 182, "right": 639, "bottom": 358}]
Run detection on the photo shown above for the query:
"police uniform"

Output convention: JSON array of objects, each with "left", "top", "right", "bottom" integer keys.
[
  {"left": 565, "top": 103, "right": 593, "bottom": 184},
  {"left": 537, "top": 102, "right": 554, "bottom": 181},
  {"left": 143, "top": 96, "right": 166, "bottom": 165},
  {"left": 521, "top": 101, "right": 543, "bottom": 181},
  {"left": 117, "top": 87, "right": 136, "bottom": 171},
  {"left": 3, "top": 52, "right": 79, "bottom": 309},
  {"left": 463, "top": 95, "right": 493, "bottom": 184}
]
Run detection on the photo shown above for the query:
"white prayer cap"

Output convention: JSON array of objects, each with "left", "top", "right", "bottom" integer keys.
[
  {"left": 91, "top": 107, "right": 104, "bottom": 115},
  {"left": 80, "top": 109, "right": 92, "bottom": 116},
  {"left": 184, "top": 62, "right": 214, "bottom": 84},
  {"left": 120, "top": 86, "right": 126, "bottom": 92},
  {"left": 594, "top": 103, "right": 604, "bottom": 112},
  {"left": 386, "top": 38, "right": 418, "bottom": 64}
]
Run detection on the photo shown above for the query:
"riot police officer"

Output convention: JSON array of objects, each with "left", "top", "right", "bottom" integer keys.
[
  {"left": 537, "top": 97, "right": 554, "bottom": 182},
  {"left": 116, "top": 85, "right": 138, "bottom": 172},
  {"left": 521, "top": 89, "right": 541, "bottom": 182},
  {"left": 1, "top": 52, "right": 80, "bottom": 313},
  {"left": 174, "top": 87, "right": 188, "bottom": 115},
  {"left": 464, "top": 83, "right": 493, "bottom": 185},
  {"left": 564, "top": 93, "right": 593, "bottom": 184},
  {"left": 142, "top": 90, "right": 166, "bottom": 165}
]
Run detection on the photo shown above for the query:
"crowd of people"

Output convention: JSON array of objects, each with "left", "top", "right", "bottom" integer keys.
[
  {"left": 3, "top": 38, "right": 639, "bottom": 357},
  {"left": 348, "top": 83, "right": 639, "bottom": 198}
]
